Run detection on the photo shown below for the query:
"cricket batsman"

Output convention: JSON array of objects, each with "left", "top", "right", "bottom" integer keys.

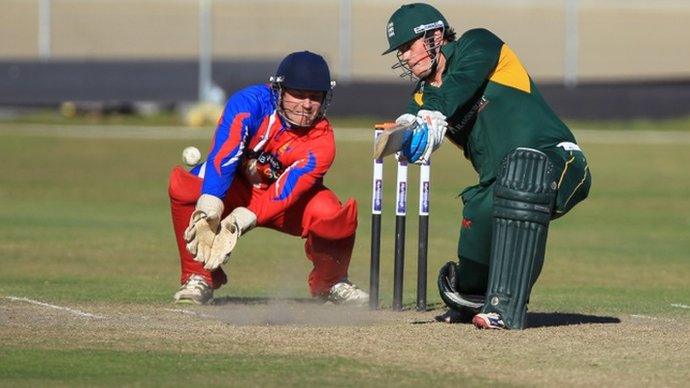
[
  {"left": 381, "top": 3, "right": 591, "bottom": 329},
  {"left": 168, "top": 51, "right": 368, "bottom": 306}
]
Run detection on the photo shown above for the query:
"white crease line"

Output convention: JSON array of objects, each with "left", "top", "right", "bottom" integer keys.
[
  {"left": 630, "top": 314, "right": 674, "bottom": 322},
  {"left": 163, "top": 308, "right": 212, "bottom": 319},
  {"left": 671, "top": 303, "right": 690, "bottom": 309},
  {"left": 5, "top": 296, "right": 105, "bottom": 319}
]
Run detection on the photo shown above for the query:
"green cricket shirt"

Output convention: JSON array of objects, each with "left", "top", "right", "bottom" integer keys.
[{"left": 408, "top": 28, "right": 577, "bottom": 185}]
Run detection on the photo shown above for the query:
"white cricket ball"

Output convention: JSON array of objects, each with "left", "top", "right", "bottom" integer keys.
[{"left": 182, "top": 146, "right": 202, "bottom": 167}]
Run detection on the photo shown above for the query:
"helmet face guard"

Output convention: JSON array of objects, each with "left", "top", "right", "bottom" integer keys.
[
  {"left": 383, "top": 3, "right": 449, "bottom": 81},
  {"left": 392, "top": 22, "right": 445, "bottom": 80},
  {"left": 270, "top": 76, "right": 335, "bottom": 128},
  {"left": 269, "top": 51, "right": 336, "bottom": 128},
  {"left": 437, "top": 261, "right": 485, "bottom": 312}
]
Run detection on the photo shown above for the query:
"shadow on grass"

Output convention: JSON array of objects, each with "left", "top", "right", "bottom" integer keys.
[
  {"left": 416, "top": 309, "right": 621, "bottom": 327},
  {"left": 526, "top": 312, "right": 621, "bottom": 328},
  {"left": 213, "top": 296, "right": 318, "bottom": 306}
]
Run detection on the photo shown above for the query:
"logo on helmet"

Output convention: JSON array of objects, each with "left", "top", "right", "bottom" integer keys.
[
  {"left": 387, "top": 22, "right": 395, "bottom": 38},
  {"left": 413, "top": 20, "right": 444, "bottom": 34}
]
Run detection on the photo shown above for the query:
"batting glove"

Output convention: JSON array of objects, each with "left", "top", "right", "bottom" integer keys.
[
  {"left": 416, "top": 109, "right": 447, "bottom": 163},
  {"left": 395, "top": 113, "right": 417, "bottom": 126},
  {"left": 400, "top": 110, "right": 447, "bottom": 164},
  {"left": 392, "top": 113, "right": 417, "bottom": 163},
  {"left": 205, "top": 207, "right": 257, "bottom": 270}
]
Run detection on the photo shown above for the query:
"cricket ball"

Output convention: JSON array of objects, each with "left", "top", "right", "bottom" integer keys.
[{"left": 182, "top": 146, "right": 202, "bottom": 167}]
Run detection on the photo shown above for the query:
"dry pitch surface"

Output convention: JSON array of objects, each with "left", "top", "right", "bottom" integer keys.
[
  {"left": 2, "top": 296, "right": 688, "bottom": 386},
  {"left": 1, "top": 125, "right": 689, "bottom": 385}
]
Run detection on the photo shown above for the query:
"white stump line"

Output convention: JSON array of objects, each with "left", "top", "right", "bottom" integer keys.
[
  {"left": 5, "top": 296, "right": 105, "bottom": 319},
  {"left": 671, "top": 303, "right": 690, "bottom": 309}
]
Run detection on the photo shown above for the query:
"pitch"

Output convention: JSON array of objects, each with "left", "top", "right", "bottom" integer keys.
[{"left": 0, "top": 124, "right": 688, "bottom": 386}]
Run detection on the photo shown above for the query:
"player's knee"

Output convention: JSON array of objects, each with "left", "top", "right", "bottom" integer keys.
[
  {"left": 554, "top": 158, "right": 591, "bottom": 218},
  {"left": 306, "top": 197, "right": 341, "bottom": 221},
  {"left": 168, "top": 166, "right": 202, "bottom": 204},
  {"left": 494, "top": 147, "right": 558, "bottom": 224},
  {"left": 305, "top": 198, "right": 358, "bottom": 240}
]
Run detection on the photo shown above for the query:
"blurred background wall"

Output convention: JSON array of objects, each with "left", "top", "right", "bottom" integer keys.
[{"left": 2, "top": 0, "right": 690, "bottom": 119}]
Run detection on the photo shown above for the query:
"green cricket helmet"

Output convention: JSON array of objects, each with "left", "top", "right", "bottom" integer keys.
[{"left": 383, "top": 3, "right": 449, "bottom": 55}]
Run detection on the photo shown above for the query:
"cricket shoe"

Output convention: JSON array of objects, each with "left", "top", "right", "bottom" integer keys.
[
  {"left": 173, "top": 274, "right": 213, "bottom": 305},
  {"left": 472, "top": 312, "right": 506, "bottom": 330},
  {"left": 326, "top": 280, "right": 369, "bottom": 306}
]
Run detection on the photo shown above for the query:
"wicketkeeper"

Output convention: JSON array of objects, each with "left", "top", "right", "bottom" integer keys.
[
  {"left": 168, "top": 51, "right": 368, "bottom": 305},
  {"left": 382, "top": 3, "right": 591, "bottom": 329}
]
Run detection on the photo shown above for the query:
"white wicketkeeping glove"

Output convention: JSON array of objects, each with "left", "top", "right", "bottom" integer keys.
[
  {"left": 184, "top": 194, "right": 224, "bottom": 264},
  {"left": 204, "top": 207, "right": 257, "bottom": 270},
  {"left": 416, "top": 109, "right": 447, "bottom": 164}
]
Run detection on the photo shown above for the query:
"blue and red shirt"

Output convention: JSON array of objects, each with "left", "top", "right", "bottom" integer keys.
[{"left": 199, "top": 84, "right": 335, "bottom": 224}]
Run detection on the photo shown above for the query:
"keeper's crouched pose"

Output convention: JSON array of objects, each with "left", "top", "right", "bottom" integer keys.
[
  {"left": 168, "top": 51, "right": 368, "bottom": 306},
  {"left": 383, "top": 3, "right": 591, "bottom": 329}
]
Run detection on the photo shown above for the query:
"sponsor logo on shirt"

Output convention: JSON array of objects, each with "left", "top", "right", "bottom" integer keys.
[
  {"left": 243, "top": 151, "right": 284, "bottom": 186},
  {"left": 457, "top": 95, "right": 489, "bottom": 132}
]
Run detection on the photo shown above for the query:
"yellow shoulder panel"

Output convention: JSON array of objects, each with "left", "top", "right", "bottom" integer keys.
[
  {"left": 413, "top": 91, "right": 424, "bottom": 106},
  {"left": 488, "top": 44, "right": 531, "bottom": 93}
]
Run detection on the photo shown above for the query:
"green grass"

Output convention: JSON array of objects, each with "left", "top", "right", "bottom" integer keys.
[
  {"left": 4, "top": 108, "right": 690, "bottom": 131},
  {"left": 0, "top": 127, "right": 688, "bottom": 312},
  {"left": 564, "top": 116, "right": 690, "bottom": 131},
  {"left": 0, "top": 109, "right": 185, "bottom": 127},
  {"left": 0, "top": 124, "right": 689, "bottom": 385},
  {"left": 0, "top": 348, "right": 480, "bottom": 387}
]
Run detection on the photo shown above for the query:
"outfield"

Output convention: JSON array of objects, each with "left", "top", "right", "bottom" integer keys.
[{"left": 0, "top": 123, "right": 688, "bottom": 386}]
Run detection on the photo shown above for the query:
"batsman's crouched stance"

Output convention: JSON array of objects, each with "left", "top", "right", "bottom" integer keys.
[
  {"left": 168, "top": 51, "right": 368, "bottom": 306},
  {"left": 440, "top": 144, "right": 590, "bottom": 329},
  {"left": 383, "top": 3, "right": 591, "bottom": 329}
]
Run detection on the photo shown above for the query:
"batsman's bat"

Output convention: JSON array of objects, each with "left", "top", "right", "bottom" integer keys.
[{"left": 373, "top": 122, "right": 415, "bottom": 159}]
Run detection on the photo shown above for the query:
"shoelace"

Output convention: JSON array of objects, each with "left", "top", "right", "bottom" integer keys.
[
  {"left": 333, "top": 283, "right": 362, "bottom": 299},
  {"left": 185, "top": 276, "right": 208, "bottom": 290}
]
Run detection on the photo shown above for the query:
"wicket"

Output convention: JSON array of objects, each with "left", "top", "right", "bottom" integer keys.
[{"left": 370, "top": 124, "right": 430, "bottom": 311}]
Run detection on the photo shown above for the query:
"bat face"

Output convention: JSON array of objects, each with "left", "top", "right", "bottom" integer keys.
[{"left": 373, "top": 122, "right": 416, "bottom": 159}]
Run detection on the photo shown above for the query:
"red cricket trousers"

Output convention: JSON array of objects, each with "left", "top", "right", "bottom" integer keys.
[{"left": 168, "top": 166, "right": 357, "bottom": 296}]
